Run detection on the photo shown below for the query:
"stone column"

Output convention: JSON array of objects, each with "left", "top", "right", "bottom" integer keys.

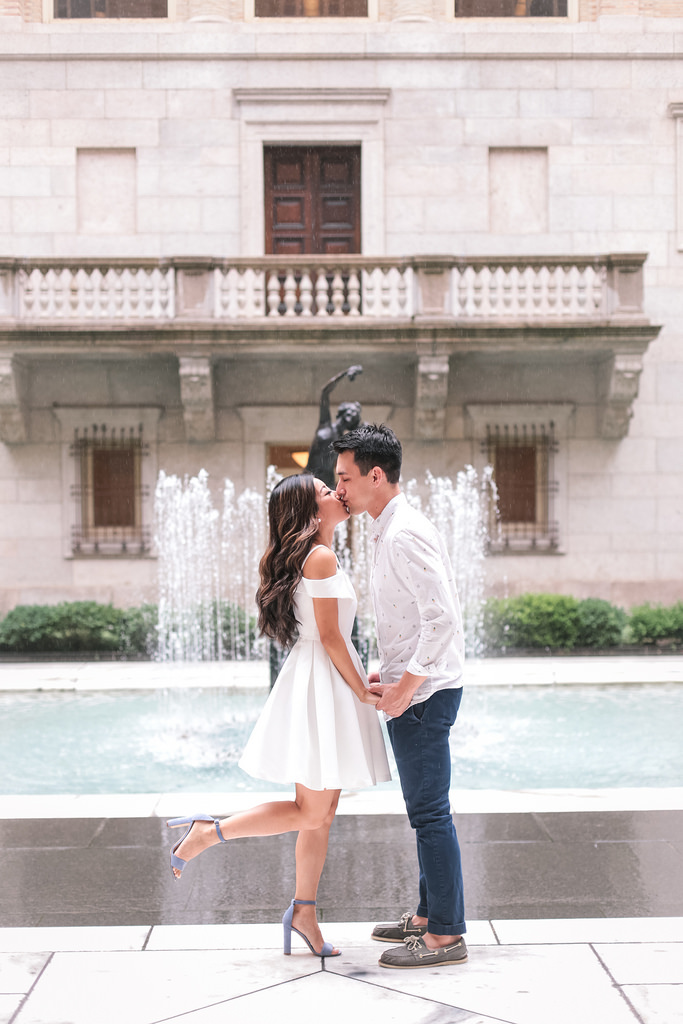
[{"left": 182, "top": 0, "right": 238, "bottom": 18}]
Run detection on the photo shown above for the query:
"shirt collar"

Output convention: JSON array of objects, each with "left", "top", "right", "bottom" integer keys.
[{"left": 370, "top": 492, "right": 405, "bottom": 542}]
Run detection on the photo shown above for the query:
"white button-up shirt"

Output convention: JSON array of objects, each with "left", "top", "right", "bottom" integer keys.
[{"left": 370, "top": 493, "right": 464, "bottom": 708}]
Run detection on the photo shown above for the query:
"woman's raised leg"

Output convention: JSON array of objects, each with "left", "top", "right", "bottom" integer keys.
[{"left": 169, "top": 785, "right": 340, "bottom": 879}]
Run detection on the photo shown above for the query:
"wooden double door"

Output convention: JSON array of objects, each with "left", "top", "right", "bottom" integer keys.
[{"left": 264, "top": 146, "right": 361, "bottom": 255}]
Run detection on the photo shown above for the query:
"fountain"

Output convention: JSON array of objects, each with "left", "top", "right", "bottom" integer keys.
[
  {"left": 406, "top": 467, "right": 498, "bottom": 658},
  {"left": 154, "top": 464, "right": 497, "bottom": 662},
  {"left": 154, "top": 469, "right": 266, "bottom": 663}
]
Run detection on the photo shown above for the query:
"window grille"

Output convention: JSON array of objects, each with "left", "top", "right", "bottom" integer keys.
[
  {"left": 54, "top": 0, "right": 167, "bottom": 17},
  {"left": 455, "top": 0, "right": 566, "bottom": 15},
  {"left": 70, "top": 424, "right": 150, "bottom": 555},
  {"left": 483, "top": 422, "right": 559, "bottom": 551}
]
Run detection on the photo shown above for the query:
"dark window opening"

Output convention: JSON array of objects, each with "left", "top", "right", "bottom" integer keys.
[
  {"left": 455, "top": 0, "right": 567, "bottom": 16},
  {"left": 484, "top": 423, "right": 558, "bottom": 551},
  {"left": 71, "top": 425, "right": 150, "bottom": 555},
  {"left": 55, "top": 0, "right": 167, "bottom": 18},
  {"left": 255, "top": 0, "right": 367, "bottom": 16}
]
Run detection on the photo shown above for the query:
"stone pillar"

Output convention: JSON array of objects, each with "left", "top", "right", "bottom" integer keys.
[
  {"left": 600, "top": 353, "right": 643, "bottom": 439},
  {"left": 179, "top": 356, "right": 215, "bottom": 442},
  {"left": 414, "top": 354, "right": 450, "bottom": 441},
  {"left": 607, "top": 254, "right": 646, "bottom": 320},
  {"left": 414, "top": 260, "right": 452, "bottom": 318},
  {"left": 0, "top": 356, "right": 28, "bottom": 444},
  {"left": 183, "top": 0, "right": 238, "bottom": 18}
]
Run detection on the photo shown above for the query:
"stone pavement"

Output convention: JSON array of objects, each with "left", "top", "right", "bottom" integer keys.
[
  {"left": 0, "top": 658, "right": 681, "bottom": 1023},
  {"left": 1, "top": 805, "right": 681, "bottom": 1024},
  {"left": 1, "top": 917, "right": 682, "bottom": 1024}
]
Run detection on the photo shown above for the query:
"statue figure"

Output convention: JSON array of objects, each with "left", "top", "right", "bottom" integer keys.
[{"left": 306, "top": 365, "right": 363, "bottom": 487}]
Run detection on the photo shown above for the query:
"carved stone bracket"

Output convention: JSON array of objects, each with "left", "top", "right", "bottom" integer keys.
[
  {"left": 600, "top": 353, "right": 643, "bottom": 439},
  {"left": 0, "top": 356, "right": 28, "bottom": 444},
  {"left": 414, "top": 354, "right": 450, "bottom": 441},
  {"left": 179, "top": 356, "right": 215, "bottom": 442}
]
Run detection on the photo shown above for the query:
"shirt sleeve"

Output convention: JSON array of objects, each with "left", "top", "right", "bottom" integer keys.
[{"left": 390, "top": 527, "right": 460, "bottom": 677}]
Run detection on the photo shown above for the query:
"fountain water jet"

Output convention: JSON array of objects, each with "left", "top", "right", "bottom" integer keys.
[
  {"left": 407, "top": 467, "right": 498, "bottom": 657},
  {"left": 154, "top": 464, "right": 497, "bottom": 662},
  {"left": 155, "top": 470, "right": 266, "bottom": 662}
]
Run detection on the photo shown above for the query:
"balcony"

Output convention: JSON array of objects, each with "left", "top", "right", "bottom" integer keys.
[
  {"left": 0, "top": 253, "right": 651, "bottom": 328},
  {"left": 0, "top": 253, "right": 659, "bottom": 445}
]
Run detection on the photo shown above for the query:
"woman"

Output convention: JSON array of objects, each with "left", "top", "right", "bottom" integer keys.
[{"left": 168, "top": 474, "right": 391, "bottom": 959}]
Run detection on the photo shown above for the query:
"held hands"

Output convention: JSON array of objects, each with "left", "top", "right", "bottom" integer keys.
[
  {"left": 361, "top": 688, "right": 381, "bottom": 706},
  {"left": 367, "top": 670, "right": 426, "bottom": 718},
  {"left": 370, "top": 684, "right": 413, "bottom": 718}
]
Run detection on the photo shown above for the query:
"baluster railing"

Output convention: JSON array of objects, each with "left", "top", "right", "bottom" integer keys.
[{"left": 6, "top": 254, "right": 635, "bottom": 325}]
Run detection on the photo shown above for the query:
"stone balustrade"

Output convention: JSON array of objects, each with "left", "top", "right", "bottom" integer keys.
[{"left": 0, "top": 254, "right": 647, "bottom": 326}]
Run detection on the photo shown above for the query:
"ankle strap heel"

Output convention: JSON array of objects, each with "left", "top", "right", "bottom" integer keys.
[{"left": 282, "top": 898, "right": 340, "bottom": 959}]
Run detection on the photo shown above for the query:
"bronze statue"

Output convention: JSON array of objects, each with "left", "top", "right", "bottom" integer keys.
[{"left": 306, "top": 365, "right": 363, "bottom": 487}]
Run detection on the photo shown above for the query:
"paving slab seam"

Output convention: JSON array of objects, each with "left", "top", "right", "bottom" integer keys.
[
  {"left": 7, "top": 950, "right": 54, "bottom": 1024},
  {"left": 325, "top": 972, "right": 517, "bottom": 1024},
  {"left": 588, "top": 944, "right": 647, "bottom": 1024}
]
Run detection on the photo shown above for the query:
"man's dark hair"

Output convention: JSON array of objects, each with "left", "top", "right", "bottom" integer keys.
[{"left": 332, "top": 423, "right": 402, "bottom": 484}]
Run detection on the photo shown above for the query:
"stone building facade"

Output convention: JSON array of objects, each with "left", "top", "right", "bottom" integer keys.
[{"left": 0, "top": 0, "right": 681, "bottom": 613}]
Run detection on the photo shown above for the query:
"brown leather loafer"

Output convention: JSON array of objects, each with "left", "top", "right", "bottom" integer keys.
[
  {"left": 371, "top": 912, "right": 428, "bottom": 943},
  {"left": 378, "top": 935, "right": 468, "bottom": 969}
]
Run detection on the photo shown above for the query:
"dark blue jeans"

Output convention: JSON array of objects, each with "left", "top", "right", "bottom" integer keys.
[{"left": 386, "top": 686, "right": 466, "bottom": 936}]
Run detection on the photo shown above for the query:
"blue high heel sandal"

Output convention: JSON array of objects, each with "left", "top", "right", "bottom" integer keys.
[
  {"left": 167, "top": 814, "right": 226, "bottom": 879},
  {"left": 282, "top": 898, "right": 341, "bottom": 958}
]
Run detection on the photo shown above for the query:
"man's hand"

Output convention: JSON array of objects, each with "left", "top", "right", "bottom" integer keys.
[
  {"left": 374, "top": 683, "right": 413, "bottom": 718},
  {"left": 371, "top": 670, "right": 427, "bottom": 718}
]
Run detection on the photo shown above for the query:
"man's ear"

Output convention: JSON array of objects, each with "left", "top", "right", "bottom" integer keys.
[{"left": 371, "top": 466, "right": 385, "bottom": 485}]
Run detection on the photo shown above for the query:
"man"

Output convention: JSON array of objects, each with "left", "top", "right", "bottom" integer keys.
[{"left": 333, "top": 423, "right": 467, "bottom": 969}]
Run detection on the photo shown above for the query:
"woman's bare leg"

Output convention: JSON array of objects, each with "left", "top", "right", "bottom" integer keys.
[
  {"left": 170, "top": 785, "right": 340, "bottom": 879},
  {"left": 291, "top": 788, "right": 341, "bottom": 952}
]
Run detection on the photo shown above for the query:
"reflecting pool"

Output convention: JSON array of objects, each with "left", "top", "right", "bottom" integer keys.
[{"left": 1, "top": 683, "right": 681, "bottom": 795}]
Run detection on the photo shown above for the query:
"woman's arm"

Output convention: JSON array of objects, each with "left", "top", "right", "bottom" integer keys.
[{"left": 304, "top": 548, "right": 379, "bottom": 706}]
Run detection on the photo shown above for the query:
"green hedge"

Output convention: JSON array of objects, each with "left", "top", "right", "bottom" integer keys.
[
  {"left": 0, "top": 600, "right": 261, "bottom": 658},
  {"left": 481, "top": 594, "right": 658, "bottom": 652},
  {"left": 0, "top": 602, "right": 157, "bottom": 655},
  {"left": 626, "top": 602, "right": 683, "bottom": 646},
  {"left": 1, "top": 596, "right": 681, "bottom": 655}
]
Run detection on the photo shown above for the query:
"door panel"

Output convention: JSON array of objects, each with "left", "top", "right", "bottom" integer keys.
[{"left": 265, "top": 146, "right": 360, "bottom": 254}]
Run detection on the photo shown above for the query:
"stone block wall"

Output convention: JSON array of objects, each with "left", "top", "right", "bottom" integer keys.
[
  {"left": 5, "top": 0, "right": 683, "bottom": 20},
  {"left": 1, "top": 19, "right": 683, "bottom": 610}
]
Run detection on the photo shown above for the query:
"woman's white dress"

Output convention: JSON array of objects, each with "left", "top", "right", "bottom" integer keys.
[{"left": 239, "top": 549, "right": 391, "bottom": 791}]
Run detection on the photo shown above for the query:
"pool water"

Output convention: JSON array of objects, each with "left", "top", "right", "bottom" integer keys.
[{"left": 0, "top": 684, "right": 681, "bottom": 795}]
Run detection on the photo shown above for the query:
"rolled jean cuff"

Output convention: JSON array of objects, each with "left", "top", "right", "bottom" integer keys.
[{"left": 428, "top": 920, "right": 467, "bottom": 937}]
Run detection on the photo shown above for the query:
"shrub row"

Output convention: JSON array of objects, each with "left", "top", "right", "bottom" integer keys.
[
  {"left": 0, "top": 601, "right": 261, "bottom": 657},
  {"left": 482, "top": 595, "right": 683, "bottom": 652},
  {"left": 0, "top": 602, "right": 158, "bottom": 655},
  {"left": 1, "top": 596, "right": 682, "bottom": 655}
]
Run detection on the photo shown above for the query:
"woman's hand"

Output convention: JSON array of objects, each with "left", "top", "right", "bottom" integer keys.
[{"left": 361, "top": 688, "right": 381, "bottom": 706}]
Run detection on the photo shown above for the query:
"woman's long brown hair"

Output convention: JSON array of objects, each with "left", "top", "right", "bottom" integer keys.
[{"left": 256, "top": 474, "right": 320, "bottom": 649}]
